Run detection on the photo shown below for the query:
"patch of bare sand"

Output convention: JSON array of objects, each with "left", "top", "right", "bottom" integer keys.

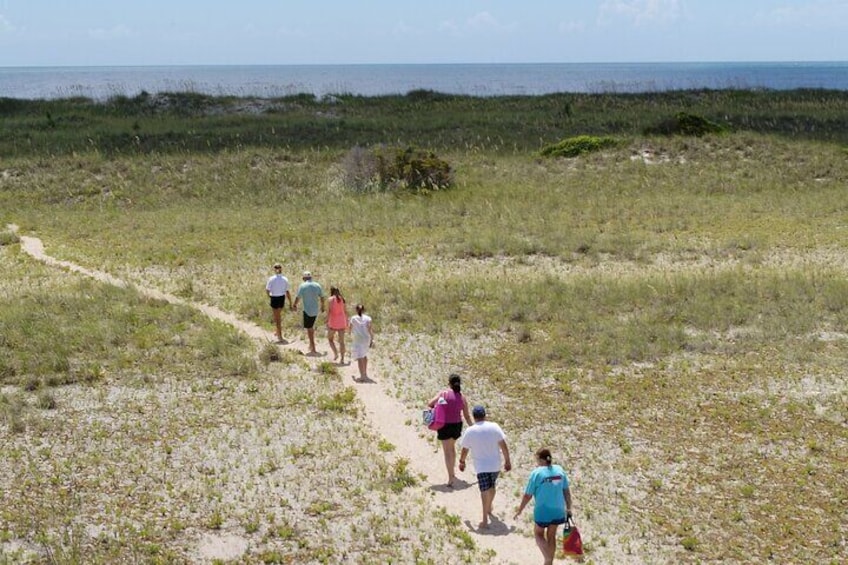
[{"left": 196, "top": 533, "right": 249, "bottom": 562}]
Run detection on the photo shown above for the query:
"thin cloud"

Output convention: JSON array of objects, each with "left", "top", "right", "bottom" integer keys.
[
  {"left": 467, "top": 11, "right": 513, "bottom": 32},
  {"left": 438, "top": 19, "right": 461, "bottom": 35},
  {"left": 599, "top": 0, "right": 683, "bottom": 26},
  {"left": 756, "top": 1, "right": 848, "bottom": 27}
]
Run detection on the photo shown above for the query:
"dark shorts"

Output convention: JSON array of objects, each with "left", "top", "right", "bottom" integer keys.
[
  {"left": 477, "top": 471, "right": 500, "bottom": 492},
  {"left": 303, "top": 313, "right": 317, "bottom": 329},
  {"left": 270, "top": 295, "right": 286, "bottom": 309},
  {"left": 437, "top": 422, "right": 463, "bottom": 441},
  {"left": 535, "top": 516, "right": 566, "bottom": 528}
]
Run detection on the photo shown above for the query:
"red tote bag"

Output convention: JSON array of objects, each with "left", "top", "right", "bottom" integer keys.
[{"left": 562, "top": 516, "right": 583, "bottom": 558}]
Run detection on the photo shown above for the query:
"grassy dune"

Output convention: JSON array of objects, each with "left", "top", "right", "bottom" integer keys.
[{"left": 1, "top": 90, "right": 847, "bottom": 563}]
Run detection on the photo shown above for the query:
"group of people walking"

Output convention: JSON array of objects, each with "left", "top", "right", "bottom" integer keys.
[
  {"left": 428, "top": 374, "right": 575, "bottom": 565},
  {"left": 265, "top": 264, "right": 373, "bottom": 381},
  {"left": 267, "top": 263, "right": 575, "bottom": 563}
]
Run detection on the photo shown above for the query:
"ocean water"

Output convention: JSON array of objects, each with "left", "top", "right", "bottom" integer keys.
[{"left": 1, "top": 62, "right": 847, "bottom": 100}]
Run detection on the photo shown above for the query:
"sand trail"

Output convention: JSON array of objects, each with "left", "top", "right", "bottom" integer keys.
[{"left": 12, "top": 225, "right": 534, "bottom": 564}]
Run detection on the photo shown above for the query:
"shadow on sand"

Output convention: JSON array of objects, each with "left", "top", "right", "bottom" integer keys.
[
  {"left": 353, "top": 375, "right": 377, "bottom": 384},
  {"left": 429, "top": 478, "right": 473, "bottom": 493},
  {"left": 464, "top": 514, "right": 515, "bottom": 536}
]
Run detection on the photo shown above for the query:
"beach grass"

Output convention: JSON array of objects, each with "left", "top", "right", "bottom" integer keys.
[
  {"left": 0, "top": 246, "right": 486, "bottom": 564},
  {"left": 2, "top": 89, "right": 848, "bottom": 158},
  {"left": 1, "top": 90, "right": 847, "bottom": 563}
]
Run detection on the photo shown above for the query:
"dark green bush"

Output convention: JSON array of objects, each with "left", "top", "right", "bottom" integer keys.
[
  {"left": 405, "top": 89, "right": 456, "bottom": 103},
  {"left": 341, "top": 145, "right": 454, "bottom": 193},
  {"left": 0, "top": 231, "right": 20, "bottom": 246},
  {"left": 540, "top": 135, "right": 617, "bottom": 158},
  {"left": 646, "top": 111, "right": 726, "bottom": 136},
  {"left": 0, "top": 97, "right": 33, "bottom": 116}
]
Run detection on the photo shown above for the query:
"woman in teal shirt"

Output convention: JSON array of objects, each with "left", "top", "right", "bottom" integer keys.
[{"left": 514, "top": 448, "right": 574, "bottom": 565}]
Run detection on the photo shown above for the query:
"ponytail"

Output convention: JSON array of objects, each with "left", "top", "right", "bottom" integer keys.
[{"left": 536, "top": 448, "right": 553, "bottom": 466}]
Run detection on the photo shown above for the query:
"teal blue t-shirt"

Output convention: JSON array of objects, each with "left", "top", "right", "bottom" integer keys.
[
  {"left": 524, "top": 464, "right": 569, "bottom": 524},
  {"left": 296, "top": 281, "right": 324, "bottom": 316}
]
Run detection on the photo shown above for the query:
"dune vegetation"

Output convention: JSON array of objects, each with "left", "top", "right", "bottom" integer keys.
[{"left": 1, "top": 89, "right": 847, "bottom": 564}]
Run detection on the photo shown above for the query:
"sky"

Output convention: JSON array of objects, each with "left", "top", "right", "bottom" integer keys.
[{"left": 1, "top": 1, "right": 847, "bottom": 67}]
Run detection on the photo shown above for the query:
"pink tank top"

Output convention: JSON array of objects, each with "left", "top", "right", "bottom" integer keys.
[
  {"left": 327, "top": 296, "right": 348, "bottom": 330},
  {"left": 441, "top": 390, "right": 465, "bottom": 423}
]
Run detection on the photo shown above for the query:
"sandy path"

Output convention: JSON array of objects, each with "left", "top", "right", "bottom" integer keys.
[{"left": 10, "top": 225, "right": 534, "bottom": 564}]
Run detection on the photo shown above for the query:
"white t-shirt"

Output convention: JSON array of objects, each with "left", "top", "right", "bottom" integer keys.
[
  {"left": 266, "top": 274, "right": 289, "bottom": 297},
  {"left": 459, "top": 421, "right": 506, "bottom": 473}
]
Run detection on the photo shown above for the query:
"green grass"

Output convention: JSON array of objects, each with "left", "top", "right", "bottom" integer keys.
[
  {"left": 2, "top": 89, "right": 848, "bottom": 158},
  {"left": 1, "top": 90, "right": 847, "bottom": 563}
]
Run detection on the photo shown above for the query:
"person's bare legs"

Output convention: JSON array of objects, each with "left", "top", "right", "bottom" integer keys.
[
  {"left": 534, "top": 523, "right": 557, "bottom": 565},
  {"left": 328, "top": 329, "right": 338, "bottom": 360},
  {"left": 338, "top": 332, "right": 346, "bottom": 364},
  {"left": 480, "top": 486, "right": 496, "bottom": 528},
  {"left": 356, "top": 356, "right": 368, "bottom": 379},
  {"left": 307, "top": 327, "right": 317, "bottom": 353},
  {"left": 545, "top": 524, "right": 559, "bottom": 564},
  {"left": 272, "top": 308, "right": 283, "bottom": 340},
  {"left": 441, "top": 438, "right": 457, "bottom": 486}
]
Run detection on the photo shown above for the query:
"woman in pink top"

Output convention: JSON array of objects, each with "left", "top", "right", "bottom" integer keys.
[
  {"left": 427, "top": 373, "right": 473, "bottom": 488},
  {"left": 326, "top": 286, "right": 348, "bottom": 364}
]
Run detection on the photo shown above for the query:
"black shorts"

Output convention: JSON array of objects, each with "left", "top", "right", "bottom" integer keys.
[
  {"left": 303, "top": 313, "right": 317, "bottom": 329},
  {"left": 535, "top": 516, "right": 566, "bottom": 528},
  {"left": 270, "top": 295, "right": 286, "bottom": 309},
  {"left": 437, "top": 422, "right": 463, "bottom": 441}
]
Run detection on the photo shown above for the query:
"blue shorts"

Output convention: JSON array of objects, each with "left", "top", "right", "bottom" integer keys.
[{"left": 477, "top": 471, "right": 499, "bottom": 492}]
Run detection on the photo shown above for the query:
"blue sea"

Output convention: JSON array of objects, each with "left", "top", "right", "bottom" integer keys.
[{"left": 1, "top": 62, "right": 847, "bottom": 100}]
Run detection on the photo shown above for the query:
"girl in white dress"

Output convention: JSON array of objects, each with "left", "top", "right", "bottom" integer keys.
[{"left": 348, "top": 304, "right": 373, "bottom": 381}]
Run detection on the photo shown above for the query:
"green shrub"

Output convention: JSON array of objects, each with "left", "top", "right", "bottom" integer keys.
[
  {"left": 316, "top": 388, "right": 357, "bottom": 413},
  {"left": 341, "top": 145, "right": 454, "bottom": 193},
  {"left": 258, "top": 342, "right": 282, "bottom": 365},
  {"left": 36, "top": 391, "right": 57, "bottom": 410},
  {"left": 540, "top": 135, "right": 617, "bottom": 158},
  {"left": 317, "top": 361, "right": 339, "bottom": 376},
  {"left": 646, "top": 111, "right": 726, "bottom": 136},
  {"left": 387, "top": 458, "right": 417, "bottom": 492},
  {"left": 0, "top": 231, "right": 20, "bottom": 246},
  {"left": 405, "top": 89, "right": 456, "bottom": 103},
  {"left": 0, "top": 353, "right": 15, "bottom": 380},
  {"left": 681, "top": 536, "right": 699, "bottom": 551},
  {"left": 1, "top": 394, "right": 25, "bottom": 434}
]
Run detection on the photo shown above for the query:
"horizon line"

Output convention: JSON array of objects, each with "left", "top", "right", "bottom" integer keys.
[{"left": 2, "top": 60, "right": 848, "bottom": 70}]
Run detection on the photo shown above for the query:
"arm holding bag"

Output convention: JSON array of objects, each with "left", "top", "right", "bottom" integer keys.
[{"left": 428, "top": 395, "right": 448, "bottom": 431}]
